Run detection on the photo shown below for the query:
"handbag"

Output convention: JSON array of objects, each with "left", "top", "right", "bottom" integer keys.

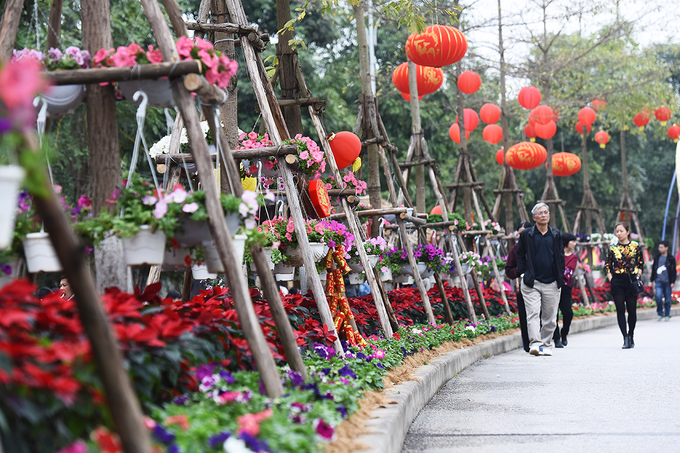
[{"left": 628, "top": 272, "right": 645, "bottom": 295}]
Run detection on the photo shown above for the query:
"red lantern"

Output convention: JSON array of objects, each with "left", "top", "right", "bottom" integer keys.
[
  {"left": 668, "top": 125, "right": 680, "bottom": 142},
  {"left": 529, "top": 105, "right": 553, "bottom": 126},
  {"left": 591, "top": 99, "right": 607, "bottom": 111},
  {"left": 633, "top": 112, "right": 650, "bottom": 130},
  {"left": 405, "top": 25, "right": 468, "bottom": 68},
  {"left": 392, "top": 63, "right": 444, "bottom": 97},
  {"left": 430, "top": 205, "right": 442, "bottom": 215},
  {"left": 480, "top": 103, "right": 501, "bottom": 124},
  {"left": 524, "top": 124, "right": 537, "bottom": 142},
  {"left": 575, "top": 121, "right": 592, "bottom": 135},
  {"left": 578, "top": 107, "right": 597, "bottom": 126},
  {"left": 400, "top": 91, "right": 424, "bottom": 102},
  {"left": 308, "top": 180, "right": 332, "bottom": 217},
  {"left": 551, "top": 152, "right": 581, "bottom": 177},
  {"left": 655, "top": 107, "right": 672, "bottom": 126},
  {"left": 535, "top": 120, "right": 557, "bottom": 140},
  {"left": 328, "top": 132, "right": 361, "bottom": 170},
  {"left": 495, "top": 149, "right": 505, "bottom": 165},
  {"left": 457, "top": 71, "right": 481, "bottom": 94},
  {"left": 449, "top": 123, "right": 471, "bottom": 143},
  {"left": 455, "top": 108, "right": 480, "bottom": 132},
  {"left": 594, "top": 130, "right": 610, "bottom": 148},
  {"left": 505, "top": 142, "right": 547, "bottom": 170},
  {"left": 518, "top": 86, "right": 542, "bottom": 110},
  {"left": 482, "top": 124, "right": 503, "bottom": 144}
]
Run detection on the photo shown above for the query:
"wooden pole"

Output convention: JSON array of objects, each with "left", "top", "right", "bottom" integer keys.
[
  {"left": 47, "top": 0, "right": 64, "bottom": 49},
  {"left": 407, "top": 61, "right": 426, "bottom": 214},
  {"left": 46, "top": 61, "right": 203, "bottom": 85},
  {"left": 0, "top": 0, "right": 24, "bottom": 60}
]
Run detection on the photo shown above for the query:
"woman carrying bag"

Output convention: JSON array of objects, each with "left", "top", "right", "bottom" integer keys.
[{"left": 605, "top": 222, "right": 644, "bottom": 349}]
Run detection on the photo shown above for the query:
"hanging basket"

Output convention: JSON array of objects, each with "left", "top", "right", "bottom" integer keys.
[
  {"left": 42, "top": 84, "right": 86, "bottom": 117},
  {"left": 204, "top": 234, "right": 247, "bottom": 273},
  {"left": 119, "top": 78, "right": 175, "bottom": 108},
  {"left": 393, "top": 274, "right": 414, "bottom": 285},
  {"left": 174, "top": 219, "right": 211, "bottom": 246},
  {"left": 162, "top": 247, "right": 191, "bottom": 271},
  {"left": 420, "top": 265, "right": 434, "bottom": 279},
  {"left": 379, "top": 267, "right": 393, "bottom": 282},
  {"left": 122, "top": 226, "right": 166, "bottom": 266},
  {"left": 348, "top": 273, "right": 365, "bottom": 285},
  {"left": 0, "top": 258, "right": 22, "bottom": 287},
  {"left": 284, "top": 242, "right": 326, "bottom": 266},
  {"left": 401, "top": 262, "right": 428, "bottom": 276},
  {"left": 348, "top": 261, "right": 364, "bottom": 273},
  {"left": 0, "top": 165, "right": 25, "bottom": 249},
  {"left": 367, "top": 254, "right": 380, "bottom": 268},
  {"left": 24, "top": 232, "right": 62, "bottom": 273},
  {"left": 460, "top": 263, "right": 472, "bottom": 275},
  {"left": 191, "top": 263, "right": 217, "bottom": 280}
]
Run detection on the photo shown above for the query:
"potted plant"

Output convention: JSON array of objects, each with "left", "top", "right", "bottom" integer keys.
[{"left": 259, "top": 217, "right": 328, "bottom": 266}]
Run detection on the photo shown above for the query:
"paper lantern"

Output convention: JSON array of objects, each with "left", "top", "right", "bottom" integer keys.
[
  {"left": 535, "top": 120, "right": 557, "bottom": 140},
  {"left": 495, "top": 149, "right": 505, "bottom": 165},
  {"left": 518, "top": 86, "right": 542, "bottom": 110},
  {"left": 655, "top": 107, "right": 672, "bottom": 126},
  {"left": 578, "top": 107, "right": 597, "bottom": 126},
  {"left": 392, "top": 63, "right": 444, "bottom": 97},
  {"left": 457, "top": 71, "right": 481, "bottom": 94},
  {"left": 667, "top": 124, "right": 680, "bottom": 142},
  {"left": 505, "top": 142, "right": 547, "bottom": 170},
  {"left": 482, "top": 124, "right": 503, "bottom": 144},
  {"left": 575, "top": 121, "right": 592, "bottom": 135},
  {"left": 308, "top": 180, "right": 332, "bottom": 217},
  {"left": 529, "top": 105, "right": 553, "bottom": 126},
  {"left": 551, "top": 152, "right": 581, "bottom": 177},
  {"left": 455, "top": 108, "right": 480, "bottom": 132},
  {"left": 400, "top": 91, "right": 424, "bottom": 102},
  {"left": 633, "top": 112, "right": 650, "bottom": 130},
  {"left": 405, "top": 25, "right": 468, "bottom": 68},
  {"left": 328, "top": 132, "right": 361, "bottom": 170},
  {"left": 591, "top": 99, "right": 607, "bottom": 111},
  {"left": 594, "top": 130, "right": 610, "bottom": 148},
  {"left": 480, "top": 103, "right": 501, "bottom": 124},
  {"left": 430, "top": 205, "right": 442, "bottom": 215},
  {"left": 524, "top": 124, "right": 537, "bottom": 142},
  {"left": 449, "top": 123, "right": 471, "bottom": 143}
]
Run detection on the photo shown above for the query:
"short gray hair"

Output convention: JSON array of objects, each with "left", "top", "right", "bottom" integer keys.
[{"left": 531, "top": 202, "right": 549, "bottom": 215}]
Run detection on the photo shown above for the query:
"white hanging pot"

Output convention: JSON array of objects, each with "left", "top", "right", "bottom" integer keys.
[
  {"left": 191, "top": 263, "right": 217, "bottom": 280},
  {"left": 393, "top": 274, "right": 414, "bottom": 285},
  {"left": 23, "top": 232, "right": 62, "bottom": 273},
  {"left": 0, "top": 258, "right": 22, "bottom": 287},
  {"left": 460, "top": 263, "right": 472, "bottom": 275},
  {"left": 348, "top": 261, "right": 364, "bottom": 273},
  {"left": 419, "top": 263, "right": 434, "bottom": 278},
  {"left": 379, "top": 267, "right": 392, "bottom": 282},
  {"left": 0, "top": 165, "right": 25, "bottom": 249},
  {"left": 285, "top": 242, "right": 327, "bottom": 264},
  {"left": 274, "top": 262, "right": 295, "bottom": 274},
  {"left": 319, "top": 270, "right": 328, "bottom": 281},
  {"left": 276, "top": 270, "right": 295, "bottom": 281},
  {"left": 225, "top": 212, "right": 241, "bottom": 237},
  {"left": 162, "top": 247, "right": 191, "bottom": 271},
  {"left": 349, "top": 272, "right": 365, "bottom": 285},
  {"left": 122, "top": 226, "right": 166, "bottom": 266},
  {"left": 42, "top": 85, "right": 86, "bottom": 117},
  {"left": 119, "top": 79, "right": 175, "bottom": 108},
  {"left": 175, "top": 218, "right": 211, "bottom": 246},
  {"left": 367, "top": 254, "right": 380, "bottom": 268},
  {"left": 204, "top": 234, "right": 246, "bottom": 273}
]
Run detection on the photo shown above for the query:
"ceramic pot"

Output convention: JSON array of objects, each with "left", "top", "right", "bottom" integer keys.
[
  {"left": 122, "top": 226, "right": 166, "bottom": 266},
  {"left": 204, "top": 234, "right": 246, "bottom": 273},
  {"left": 0, "top": 165, "right": 25, "bottom": 249},
  {"left": 42, "top": 84, "right": 86, "bottom": 117},
  {"left": 24, "top": 232, "right": 62, "bottom": 273},
  {"left": 119, "top": 78, "right": 175, "bottom": 108}
]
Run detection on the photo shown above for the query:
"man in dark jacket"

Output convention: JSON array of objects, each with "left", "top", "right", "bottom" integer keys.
[
  {"left": 505, "top": 221, "right": 533, "bottom": 352},
  {"left": 516, "top": 203, "right": 565, "bottom": 356},
  {"left": 651, "top": 240, "right": 676, "bottom": 321}
]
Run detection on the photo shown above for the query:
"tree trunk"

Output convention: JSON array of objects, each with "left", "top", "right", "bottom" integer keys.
[
  {"left": 0, "top": 0, "right": 24, "bottom": 59},
  {"left": 276, "top": 0, "right": 303, "bottom": 135},
  {"left": 47, "top": 0, "right": 64, "bottom": 49}
]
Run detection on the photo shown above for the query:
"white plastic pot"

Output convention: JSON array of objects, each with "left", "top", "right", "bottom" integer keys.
[
  {"left": 460, "top": 263, "right": 472, "bottom": 275},
  {"left": 191, "top": 263, "right": 217, "bottom": 280},
  {"left": 0, "top": 259, "right": 22, "bottom": 287},
  {"left": 204, "top": 234, "right": 246, "bottom": 273},
  {"left": 122, "top": 226, "right": 166, "bottom": 266},
  {"left": 348, "top": 261, "right": 364, "bottom": 273},
  {"left": 402, "top": 262, "right": 428, "bottom": 276},
  {"left": 119, "top": 79, "right": 175, "bottom": 108},
  {"left": 393, "top": 274, "right": 414, "bottom": 285},
  {"left": 0, "top": 165, "right": 25, "bottom": 249},
  {"left": 367, "top": 254, "right": 380, "bottom": 268},
  {"left": 42, "top": 84, "right": 86, "bottom": 117},
  {"left": 348, "top": 272, "right": 365, "bottom": 285},
  {"left": 379, "top": 267, "right": 392, "bottom": 282},
  {"left": 284, "top": 242, "right": 326, "bottom": 266},
  {"left": 174, "top": 219, "right": 211, "bottom": 246},
  {"left": 420, "top": 264, "right": 434, "bottom": 278},
  {"left": 162, "top": 247, "right": 191, "bottom": 271},
  {"left": 23, "top": 232, "right": 62, "bottom": 273}
]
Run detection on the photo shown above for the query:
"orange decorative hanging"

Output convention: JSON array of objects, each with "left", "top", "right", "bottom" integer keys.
[
  {"left": 480, "top": 103, "right": 501, "bottom": 124},
  {"left": 529, "top": 105, "right": 554, "bottom": 126},
  {"left": 400, "top": 91, "right": 424, "bottom": 102},
  {"left": 575, "top": 121, "right": 592, "bottom": 135},
  {"left": 455, "top": 108, "right": 480, "bottom": 132},
  {"left": 551, "top": 152, "right": 581, "bottom": 177},
  {"left": 308, "top": 180, "right": 332, "bottom": 217},
  {"left": 667, "top": 124, "right": 680, "bottom": 142},
  {"left": 655, "top": 107, "right": 672, "bottom": 126},
  {"left": 430, "top": 205, "right": 442, "bottom": 215},
  {"left": 594, "top": 130, "right": 610, "bottom": 148},
  {"left": 518, "top": 86, "right": 542, "bottom": 109},
  {"left": 449, "top": 123, "right": 471, "bottom": 143},
  {"left": 457, "top": 71, "right": 481, "bottom": 94},
  {"left": 405, "top": 25, "right": 468, "bottom": 68},
  {"left": 392, "top": 62, "right": 444, "bottom": 97},
  {"left": 482, "top": 124, "right": 503, "bottom": 144},
  {"left": 495, "top": 149, "right": 505, "bottom": 165},
  {"left": 505, "top": 142, "right": 547, "bottom": 170},
  {"left": 328, "top": 132, "right": 361, "bottom": 170},
  {"left": 591, "top": 98, "right": 607, "bottom": 111},
  {"left": 524, "top": 124, "right": 537, "bottom": 142},
  {"left": 633, "top": 112, "right": 650, "bottom": 130},
  {"left": 535, "top": 120, "right": 557, "bottom": 140},
  {"left": 578, "top": 107, "right": 597, "bottom": 126}
]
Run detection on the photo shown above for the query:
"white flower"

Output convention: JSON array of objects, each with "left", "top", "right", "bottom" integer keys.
[
  {"left": 466, "top": 325, "right": 475, "bottom": 331},
  {"left": 223, "top": 436, "right": 253, "bottom": 453},
  {"left": 411, "top": 328, "right": 422, "bottom": 334}
]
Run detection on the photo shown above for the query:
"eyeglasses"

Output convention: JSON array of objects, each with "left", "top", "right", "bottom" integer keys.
[{"left": 534, "top": 211, "right": 550, "bottom": 216}]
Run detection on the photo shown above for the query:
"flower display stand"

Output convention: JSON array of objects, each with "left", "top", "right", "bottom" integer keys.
[
  {"left": 122, "top": 226, "right": 166, "bottom": 266},
  {"left": 119, "top": 79, "right": 175, "bottom": 108},
  {"left": 205, "top": 234, "right": 246, "bottom": 273},
  {"left": 42, "top": 84, "right": 86, "bottom": 117},
  {"left": 24, "top": 232, "right": 63, "bottom": 273},
  {"left": 0, "top": 165, "right": 25, "bottom": 249}
]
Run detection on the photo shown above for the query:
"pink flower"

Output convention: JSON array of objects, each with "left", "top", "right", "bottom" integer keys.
[
  {"left": 299, "top": 151, "right": 310, "bottom": 160},
  {"left": 194, "top": 37, "right": 214, "bottom": 51},
  {"left": 93, "top": 48, "right": 114, "bottom": 66},
  {"left": 176, "top": 36, "right": 194, "bottom": 58},
  {"left": 127, "top": 42, "right": 143, "bottom": 56},
  {"left": 198, "top": 49, "right": 217, "bottom": 68},
  {"left": 218, "top": 55, "right": 238, "bottom": 76},
  {"left": 146, "top": 46, "right": 163, "bottom": 63},
  {"left": 214, "top": 391, "right": 242, "bottom": 404},
  {"left": 56, "top": 440, "right": 87, "bottom": 453},
  {"left": 0, "top": 57, "right": 48, "bottom": 109},
  {"left": 237, "top": 409, "right": 272, "bottom": 436},
  {"left": 165, "top": 414, "right": 190, "bottom": 430},
  {"left": 142, "top": 195, "right": 157, "bottom": 205},
  {"left": 154, "top": 200, "right": 168, "bottom": 219},
  {"left": 314, "top": 418, "right": 334, "bottom": 440},
  {"left": 286, "top": 221, "right": 295, "bottom": 233},
  {"left": 171, "top": 186, "right": 187, "bottom": 203},
  {"left": 263, "top": 159, "right": 276, "bottom": 170},
  {"left": 143, "top": 417, "right": 157, "bottom": 429},
  {"left": 182, "top": 202, "right": 199, "bottom": 213},
  {"left": 111, "top": 46, "right": 137, "bottom": 67}
]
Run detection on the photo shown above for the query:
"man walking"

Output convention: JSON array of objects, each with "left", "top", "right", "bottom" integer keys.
[
  {"left": 516, "top": 203, "right": 565, "bottom": 356},
  {"left": 651, "top": 240, "right": 676, "bottom": 321}
]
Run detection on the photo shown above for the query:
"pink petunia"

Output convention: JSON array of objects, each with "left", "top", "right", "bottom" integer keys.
[
  {"left": 314, "top": 418, "right": 334, "bottom": 440},
  {"left": 182, "top": 202, "right": 199, "bottom": 213},
  {"left": 194, "top": 37, "right": 214, "bottom": 51},
  {"left": 299, "top": 151, "right": 309, "bottom": 160},
  {"left": 56, "top": 440, "right": 87, "bottom": 453},
  {"left": 146, "top": 46, "right": 163, "bottom": 64},
  {"left": 176, "top": 36, "right": 194, "bottom": 59},
  {"left": 154, "top": 200, "right": 168, "bottom": 219},
  {"left": 93, "top": 48, "right": 114, "bottom": 66},
  {"left": 0, "top": 57, "right": 49, "bottom": 109},
  {"left": 198, "top": 49, "right": 217, "bottom": 68},
  {"left": 111, "top": 46, "right": 137, "bottom": 67}
]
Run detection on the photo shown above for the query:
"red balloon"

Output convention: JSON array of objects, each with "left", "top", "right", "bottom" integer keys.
[
  {"left": 591, "top": 99, "right": 607, "bottom": 111},
  {"left": 578, "top": 107, "right": 597, "bottom": 126},
  {"left": 449, "top": 123, "right": 471, "bottom": 143},
  {"left": 328, "top": 131, "right": 361, "bottom": 170},
  {"left": 518, "top": 86, "right": 542, "bottom": 109},
  {"left": 457, "top": 71, "right": 481, "bottom": 94},
  {"left": 495, "top": 149, "right": 505, "bottom": 165},
  {"left": 535, "top": 120, "right": 557, "bottom": 140},
  {"left": 480, "top": 103, "right": 501, "bottom": 124},
  {"left": 405, "top": 25, "right": 468, "bottom": 68},
  {"left": 633, "top": 112, "right": 650, "bottom": 130},
  {"left": 530, "top": 105, "right": 554, "bottom": 126},
  {"left": 524, "top": 124, "right": 537, "bottom": 141},
  {"left": 505, "top": 142, "right": 547, "bottom": 170},
  {"left": 594, "top": 130, "right": 610, "bottom": 148},
  {"left": 575, "top": 121, "right": 592, "bottom": 135},
  {"left": 551, "top": 152, "right": 581, "bottom": 177},
  {"left": 400, "top": 91, "right": 424, "bottom": 102},
  {"left": 655, "top": 107, "right": 672, "bottom": 125},
  {"left": 392, "top": 63, "right": 444, "bottom": 97},
  {"left": 455, "top": 108, "right": 480, "bottom": 132},
  {"left": 430, "top": 205, "right": 442, "bottom": 215},
  {"left": 482, "top": 124, "right": 503, "bottom": 144}
]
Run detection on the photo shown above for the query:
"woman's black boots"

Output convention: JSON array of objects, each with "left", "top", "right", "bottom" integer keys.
[
  {"left": 629, "top": 331, "right": 635, "bottom": 348},
  {"left": 622, "top": 334, "right": 632, "bottom": 349}
]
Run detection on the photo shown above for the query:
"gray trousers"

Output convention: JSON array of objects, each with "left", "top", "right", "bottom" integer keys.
[{"left": 521, "top": 281, "right": 561, "bottom": 349}]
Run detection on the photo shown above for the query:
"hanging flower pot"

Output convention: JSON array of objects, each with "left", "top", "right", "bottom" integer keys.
[
  {"left": 349, "top": 273, "right": 365, "bottom": 285},
  {"left": 204, "top": 234, "right": 247, "bottom": 273},
  {"left": 348, "top": 261, "right": 364, "bottom": 273},
  {"left": 121, "top": 226, "right": 166, "bottom": 266},
  {"left": 460, "top": 262, "right": 472, "bottom": 274},
  {"left": 393, "top": 274, "right": 414, "bottom": 285},
  {"left": 319, "top": 270, "right": 328, "bottom": 281},
  {"left": 174, "top": 219, "right": 211, "bottom": 246},
  {"left": 191, "top": 263, "right": 217, "bottom": 280},
  {"left": 0, "top": 165, "right": 26, "bottom": 249},
  {"left": 379, "top": 267, "right": 392, "bottom": 282},
  {"left": 119, "top": 79, "right": 175, "bottom": 108},
  {"left": 275, "top": 265, "right": 295, "bottom": 281},
  {"left": 42, "top": 84, "right": 86, "bottom": 117},
  {"left": 163, "top": 247, "right": 191, "bottom": 271},
  {"left": 367, "top": 254, "right": 380, "bottom": 268},
  {"left": 420, "top": 264, "right": 434, "bottom": 278},
  {"left": 401, "top": 262, "right": 428, "bottom": 276},
  {"left": 24, "top": 232, "right": 62, "bottom": 273},
  {"left": 284, "top": 242, "right": 327, "bottom": 266},
  {"left": 0, "top": 258, "right": 22, "bottom": 287}
]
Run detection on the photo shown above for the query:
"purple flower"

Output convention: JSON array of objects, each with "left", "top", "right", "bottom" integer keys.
[
  {"left": 258, "top": 379, "right": 266, "bottom": 395},
  {"left": 195, "top": 364, "right": 216, "bottom": 381},
  {"left": 47, "top": 48, "right": 63, "bottom": 61},
  {"left": 167, "top": 444, "right": 179, "bottom": 453},
  {"left": 208, "top": 432, "right": 230, "bottom": 448},
  {"left": 1, "top": 264, "right": 11, "bottom": 276},
  {"left": 338, "top": 365, "right": 357, "bottom": 379},
  {"left": 336, "top": 404, "right": 348, "bottom": 418},
  {"left": 0, "top": 118, "right": 12, "bottom": 134},
  {"left": 314, "top": 418, "right": 334, "bottom": 440},
  {"left": 239, "top": 432, "right": 270, "bottom": 452},
  {"left": 172, "top": 394, "right": 189, "bottom": 405},
  {"left": 152, "top": 425, "right": 175, "bottom": 444},
  {"left": 288, "top": 370, "right": 304, "bottom": 387},
  {"left": 200, "top": 374, "right": 218, "bottom": 392},
  {"left": 219, "top": 369, "right": 235, "bottom": 384}
]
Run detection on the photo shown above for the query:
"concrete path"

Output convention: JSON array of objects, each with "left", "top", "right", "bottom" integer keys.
[{"left": 403, "top": 317, "right": 680, "bottom": 452}]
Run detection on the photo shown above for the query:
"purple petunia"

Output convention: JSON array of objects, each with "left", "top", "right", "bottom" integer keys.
[
  {"left": 172, "top": 394, "right": 189, "bottom": 406},
  {"left": 1, "top": 264, "right": 11, "bottom": 276},
  {"left": 336, "top": 404, "right": 348, "bottom": 418},
  {"left": 338, "top": 365, "right": 357, "bottom": 379},
  {"left": 219, "top": 369, "right": 235, "bottom": 384},
  {"left": 207, "top": 431, "right": 230, "bottom": 448},
  {"left": 288, "top": 370, "right": 304, "bottom": 387},
  {"left": 195, "top": 364, "right": 216, "bottom": 382},
  {"left": 152, "top": 425, "right": 175, "bottom": 444}
]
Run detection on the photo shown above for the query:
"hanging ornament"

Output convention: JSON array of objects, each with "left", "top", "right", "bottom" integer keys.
[
  {"left": 518, "top": 86, "right": 542, "bottom": 109},
  {"left": 455, "top": 108, "right": 480, "bottom": 132},
  {"left": 405, "top": 25, "right": 468, "bottom": 68},
  {"left": 667, "top": 124, "right": 680, "bottom": 142},
  {"left": 505, "top": 142, "right": 547, "bottom": 170},
  {"left": 578, "top": 107, "right": 597, "bottom": 126},
  {"left": 594, "top": 130, "right": 610, "bottom": 148},
  {"left": 328, "top": 132, "right": 362, "bottom": 170},
  {"left": 551, "top": 152, "right": 581, "bottom": 176},
  {"left": 308, "top": 180, "right": 332, "bottom": 217},
  {"left": 480, "top": 103, "right": 501, "bottom": 124},
  {"left": 430, "top": 205, "right": 442, "bottom": 215},
  {"left": 524, "top": 124, "right": 537, "bottom": 142},
  {"left": 496, "top": 149, "right": 505, "bottom": 165},
  {"left": 633, "top": 112, "right": 650, "bottom": 130},
  {"left": 400, "top": 92, "right": 424, "bottom": 102},
  {"left": 449, "top": 123, "right": 471, "bottom": 143},
  {"left": 529, "top": 105, "right": 554, "bottom": 126},
  {"left": 535, "top": 120, "right": 557, "bottom": 140},
  {"left": 575, "top": 121, "right": 592, "bottom": 135},
  {"left": 655, "top": 107, "right": 672, "bottom": 126},
  {"left": 591, "top": 99, "right": 607, "bottom": 111},
  {"left": 482, "top": 124, "right": 503, "bottom": 144},
  {"left": 457, "top": 71, "right": 481, "bottom": 94},
  {"left": 392, "top": 63, "right": 444, "bottom": 97}
]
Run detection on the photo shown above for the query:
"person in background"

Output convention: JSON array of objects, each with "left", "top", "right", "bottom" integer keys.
[
  {"left": 605, "top": 222, "right": 643, "bottom": 349},
  {"left": 59, "top": 276, "right": 74, "bottom": 300},
  {"left": 35, "top": 287, "right": 53, "bottom": 299},
  {"left": 554, "top": 233, "right": 577, "bottom": 348},
  {"left": 650, "top": 240, "right": 676, "bottom": 321},
  {"left": 505, "top": 221, "right": 533, "bottom": 353},
  {"left": 166, "top": 290, "right": 182, "bottom": 301}
]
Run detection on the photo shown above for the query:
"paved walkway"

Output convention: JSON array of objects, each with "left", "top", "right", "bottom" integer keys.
[{"left": 403, "top": 317, "right": 680, "bottom": 452}]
